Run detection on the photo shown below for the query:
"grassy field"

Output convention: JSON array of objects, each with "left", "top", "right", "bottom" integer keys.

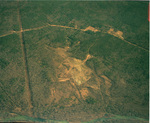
[{"left": 0, "top": 1, "right": 149, "bottom": 122}]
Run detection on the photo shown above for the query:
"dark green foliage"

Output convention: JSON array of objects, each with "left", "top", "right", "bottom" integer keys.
[
  {"left": 0, "top": 34, "right": 20, "bottom": 52},
  {"left": 85, "top": 97, "right": 96, "bottom": 104},
  {"left": 0, "top": 1, "right": 149, "bottom": 122},
  {"left": 40, "top": 60, "right": 49, "bottom": 68},
  {"left": 41, "top": 70, "right": 50, "bottom": 82},
  {"left": 0, "top": 59, "right": 9, "bottom": 69}
]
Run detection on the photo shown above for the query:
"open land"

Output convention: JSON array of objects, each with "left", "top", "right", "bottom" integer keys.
[{"left": 0, "top": 1, "right": 149, "bottom": 122}]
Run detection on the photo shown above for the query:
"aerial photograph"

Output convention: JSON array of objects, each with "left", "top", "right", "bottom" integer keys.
[{"left": 0, "top": 1, "right": 149, "bottom": 123}]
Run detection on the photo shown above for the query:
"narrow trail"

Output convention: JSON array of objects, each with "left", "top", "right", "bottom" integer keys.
[
  {"left": 0, "top": 22, "right": 148, "bottom": 52},
  {"left": 123, "top": 39, "right": 149, "bottom": 52},
  {"left": 17, "top": 1, "right": 33, "bottom": 116},
  {"left": 23, "top": 25, "right": 49, "bottom": 32},
  {"left": 47, "top": 23, "right": 75, "bottom": 30},
  {"left": 0, "top": 31, "right": 17, "bottom": 38}
]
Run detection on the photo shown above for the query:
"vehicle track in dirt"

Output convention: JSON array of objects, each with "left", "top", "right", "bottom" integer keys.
[
  {"left": 17, "top": 1, "right": 33, "bottom": 116},
  {"left": 123, "top": 39, "right": 148, "bottom": 52},
  {"left": 0, "top": 22, "right": 148, "bottom": 52}
]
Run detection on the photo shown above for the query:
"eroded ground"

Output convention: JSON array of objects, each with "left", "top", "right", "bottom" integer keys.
[{"left": 44, "top": 46, "right": 112, "bottom": 109}]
